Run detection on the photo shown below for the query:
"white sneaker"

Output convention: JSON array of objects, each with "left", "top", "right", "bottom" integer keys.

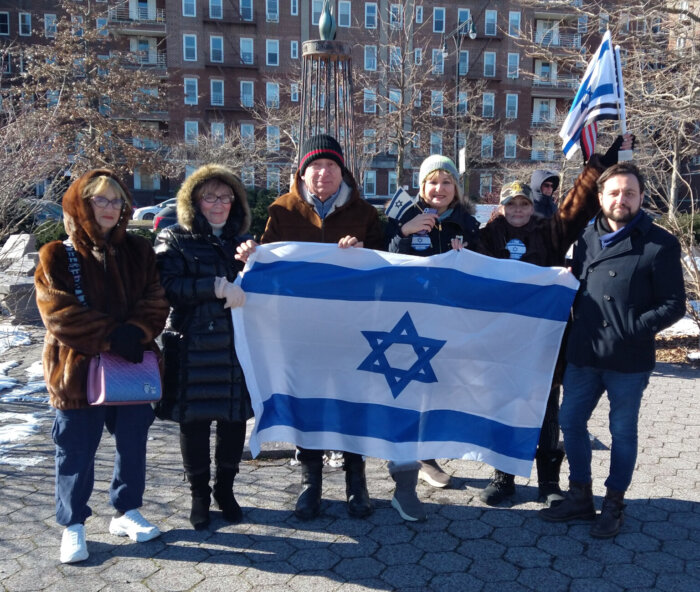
[
  {"left": 60, "top": 524, "right": 89, "bottom": 564},
  {"left": 109, "top": 509, "right": 160, "bottom": 542}
]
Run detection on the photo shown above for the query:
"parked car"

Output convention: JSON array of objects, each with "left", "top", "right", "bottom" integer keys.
[
  {"left": 133, "top": 197, "right": 177, "bottom": 221},
  {"left": 153, "top": 205, "right": 177, "bottom": 232}
]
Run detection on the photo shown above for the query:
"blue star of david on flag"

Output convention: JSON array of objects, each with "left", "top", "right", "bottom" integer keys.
[{"left": 357, "top": 311, "right": 446, "bottom": 398}]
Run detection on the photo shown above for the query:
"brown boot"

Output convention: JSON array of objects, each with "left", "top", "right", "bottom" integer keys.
[
  {"left": 590, "top": 489, "right": 625, "bottom": 538},
  {"left": 539, "top": 481, "right": 595, "bottom": 522}
]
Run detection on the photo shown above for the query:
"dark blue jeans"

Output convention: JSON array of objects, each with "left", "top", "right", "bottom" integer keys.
[
  {"left": 52, "top": 404, "right": 155, "bottom": 526},
  {"left": 559, "top": 364, "right": 650, "bottom": 492}
]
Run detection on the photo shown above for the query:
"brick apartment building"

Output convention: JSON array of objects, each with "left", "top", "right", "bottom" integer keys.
[{"left": 1, "top": 0, "right": 697, "bottom": 206}]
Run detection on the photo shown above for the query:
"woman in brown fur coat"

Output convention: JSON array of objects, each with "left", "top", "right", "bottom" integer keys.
[{"left": 34, "top": 170, "right": 169, "bottom": 564}]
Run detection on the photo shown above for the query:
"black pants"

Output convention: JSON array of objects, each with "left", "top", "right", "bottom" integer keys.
[
  {"left": 296, "top": 447, "right": 363, "bottom": 465},
  {"left": 537, "top": 385, "right": 561, "bottom": 456},
  {"left": 179, "top": 419, "right": 246, "bottom": 477}
]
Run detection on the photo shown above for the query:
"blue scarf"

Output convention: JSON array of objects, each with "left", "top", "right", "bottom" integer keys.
[{"left": 598, "top": 210, "right": 644, "bottom": 249}]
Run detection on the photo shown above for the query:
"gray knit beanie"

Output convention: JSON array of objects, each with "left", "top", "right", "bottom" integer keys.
[{"left": 418, "top": 155, "right": 460, "bottom": 187}]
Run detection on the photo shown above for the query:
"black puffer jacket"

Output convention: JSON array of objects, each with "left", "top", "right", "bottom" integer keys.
[
  {"left": 385, "top": 199, "right": 480, "bottom": 255},
  {"left": 154, "top": 164, "right": 253, "bottom": 424}
]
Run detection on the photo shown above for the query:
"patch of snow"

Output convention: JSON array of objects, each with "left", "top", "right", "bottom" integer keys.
[
  {"left": 658, "top": 314, "right": 700, "bottom": 338},
  {"left": 0, "top": 325, "right": 31, "bottom": 355},
  {"left": 0, "top": 361, "right": 20, "bottom": 392},
  {"left": 25, "top": 360, "right": 44, "bottom": 380},
  {"left": 0, "top": 412, "right": 47, "bottom": 470}
]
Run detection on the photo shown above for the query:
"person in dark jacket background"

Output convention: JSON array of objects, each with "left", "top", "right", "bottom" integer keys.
[
  {"left": 155, "top": 164, "right": 252, "bottom": 530},
  {"left": 540, "top": 162, "right": 685, "bottom": 538},
  {"left": 530, "top": 169, "right": 560, "bottom": 218}
]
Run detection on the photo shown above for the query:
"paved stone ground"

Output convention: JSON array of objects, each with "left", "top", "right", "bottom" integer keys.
[{"left": 1, "top": 324, "right": 698, "bottom": 591}]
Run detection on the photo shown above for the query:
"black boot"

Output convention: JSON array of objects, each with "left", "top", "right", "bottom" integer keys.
[
  {"left": 344, "top": 459, "right": 373, "bottom": 518},
  {"left": 213, "top": 467, "right": 242, "bottom": 524},
  {"left": 536, "top": 449, "right": 565, "bottom": 506},
  {"left": 590, "top": 489, "right": 625, "bottom": 538},
  {"left": 294, "top": 460, "right": 323, "bottom": 520},
  {"left": 187, "top": 471, "right": 211, "bottom": 530},
  {"left": 539, "top": 481, "right": 596, "bottom": 522},
  {"left": 479, "top": 470, "right": 515, "bottom": 506}
]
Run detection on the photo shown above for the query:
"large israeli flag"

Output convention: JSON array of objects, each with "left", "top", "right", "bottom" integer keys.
[
  {"left": 232, "top": 243, "right": 578, "bottom": 477},
  {"left": 560, "top": 30, "right": 620, "bottom": 160}
]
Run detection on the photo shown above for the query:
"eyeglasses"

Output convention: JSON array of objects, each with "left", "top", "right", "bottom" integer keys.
[
  {"left": 90, "top": 195, "right": 124, "bottom": 210},
  {"left": 201, "top": 193, "right": 234, "bottom": 204},
  {"left": 541, "top": 182, "right": 555, "bottom": 189}
]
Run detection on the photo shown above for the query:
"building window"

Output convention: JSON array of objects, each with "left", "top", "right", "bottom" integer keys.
[
  {"left": 240, "top": 0, "right": 253, "bottom": 21},
  {"left": 430, "top": 132, "right": 442, "bottom": 154},
  {"left": 389, "top": 46, "right": 401, "bottom": 71},
  {"left": 388, "top": 172, "right": 398, "bottom": 196},
  {"left": 481, "top": 134, "right": 493, "bottom": 159},
  {"left": 433, "top": 7, "right": 445, "bottom": 33},
  {"left": 457, "top": 91, "right": 467, "bottom": 115},
  {"left": 364, "top": 45, "right": 377, "bottom": 71},
  {"left": 509, "top": 11, "right": 521, "bottom": 37},
  {"left": 291, "top": 40, "right": 299, "bottom": 59},
  {"left": 599, "top": 12, "right": 609, "bottom": 33},
  {"left": 184, "top": 77, "right": 198, "bottom": 105},
  {"left": 459, "top": 51, "right": 469, "bottom": 75},
  {"left": 506, "top": 94, "right": 518, "bottom": 119},
  {"left": 210, "top": 36, "right": 224, "bottom": 63},
  {"left": 211, "top": 122, "right": 225, "bottom": 144},
  {"left": 390, "top": 4, "right": 403, "bottom": 29},
  {"left": 0, "top": 12, "right": 9, "bottom": 36},
  {"left": 266, "top": 0, "right": 279, "bottom": 21},
  {"left": 291, "top": 0, "right": 299, "bottom": 17},
  {"left": 291, "top": 83, "right": 299, "bottom": 102},
  {"left": 484, "top": 52, "right": 496, "bottom": 77},
  {"left": 507, "top": 53, "right": 519, "bottom": 78},
  {"left": 432, "top": 49, "right": 444, "bottom": 74},
  {"left": 211, "top": 79, "right": 224, "bottom": 106},
  {"left": 338, "top": 1, "right": 351, "bottom": 27},
  {"left": 241, "top": 166, "right": 255, "bottom": 187},
  {"left": 482, "top": 93, "right": 494, "bottom": 118},
  {"left": 312, "top": 0, "right": 323, "bottom": 24},
  {"left": 240, "top": 81, "right": 254, "bottom": 107},
  {"left": 412, "top": 171, "right": 420, "bottom": 188},
  {"left": 183, "top": 0, "right": 196, "bottom": 18},
  {"left": 578, "top": 15, "right": 588, "bottom": 34},
  {"left": 266, "top": 40, "right": 279, "bottom": 66},
  {"left": 266, "top": 82, "right": 280, "bottom": 108},
  {"left": 363, "top": 129, "right": 376, "bottom": 153},
  {"left": 504, "top": 134, "right": 517, "bottom": 159},
  {"left": 416, "top": 6, "right": 423, "bottom": 24},
  {"left": 388, "top": 88, "right": 401, "bottom": 113},
  {"left": 364, "top": 88, "right": 377, "bottom": 113},
  {"left": 241, "top": 123, "right": 255, "bottom": 147},
  {"left": 431, "top": 90, "right": 443, "bottom": 116},
  {"left": 134, "top": 169, "right": 161, "bottom": 191},
  {"left": 480, "top": 174, "right": 492, "bottom": 197},
  {"left": 414, "top": 48, "right": 422, "bottom": 65},
  {"left": 240, "top": 38, "right": 254, "bottom": 64},
  {"left": 184, "top": 120, "right": 199, "bottom": 145},
  {"left": 209, "top": 0, "right": 223, "bottom": 19},
  {"left": 96, "top": 17, "right": 109, "bottom": 36},
  {"left": 45, "top": 14, "right": 57, "bottom": 38},
  {"left": 413, "top": 88, "right": 422, "bottom": 107},
  {"left": 365, "top": 3, "right": 377, "bottom": 29},
  {"left": 183, "top": 34, "right": 197, "bottom": 62},
  {"left": 363, "top": 171, "right": 376, "bottom": 196},
  {"left": 267, "top": 167, "right": 281, "bottom": 192},
  {"left": 19, "top": 12, "right": 31, "bottom": 36},
  {"left": 267, "top": 126, "right": 280, "bottom": 152},
  {"left": 485, "top": 10, "right": 497, "bottom": 36}
]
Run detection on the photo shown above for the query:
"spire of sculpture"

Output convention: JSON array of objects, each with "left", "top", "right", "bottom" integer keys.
[{"left": 319, "top": 0, "right": 337, "bottom": 40}]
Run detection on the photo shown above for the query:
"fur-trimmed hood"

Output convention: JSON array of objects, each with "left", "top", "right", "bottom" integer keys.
[
  {"left": 175, "top": 164, "right": 251, "bottom": 236},
  {"left": 62, "top": 169, "right": 133, "bottom": 252}
]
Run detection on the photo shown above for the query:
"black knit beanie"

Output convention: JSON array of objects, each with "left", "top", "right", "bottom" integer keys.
[{"left": 299, "top": 134, "right": 345, "bottom": 175}]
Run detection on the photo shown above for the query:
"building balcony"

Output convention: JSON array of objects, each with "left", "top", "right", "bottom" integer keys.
[
  {"left": 127, "top": 50, "right": 167, "bottom": 70},
  {"left": 533, "top": 77, "right": 578, "bottom": 89},
  {"left": 531, "top": 149, "right": 557, "bottom": 162},
  {"left": 205, "top": 56, "right": 260, "bottom": 69},
  {"left": 535, "top": 33, "right": 581, "bottom": 49},
  {"left": 530, "top": 114, "right": 564, "bottom": 128},
  {"left": 107, "top": 6, "right": 166, "bottom": 36},
  {"left": 203, "top": 8, "right": 257, "bottom": 25}
]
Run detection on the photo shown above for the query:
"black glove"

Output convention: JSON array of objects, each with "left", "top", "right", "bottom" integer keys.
[
  {"left": 600, "top": 134, "right": 636, "bottom": 168},
  {"left": 109, "top": 324, "right": 145, "bottom": 363}
]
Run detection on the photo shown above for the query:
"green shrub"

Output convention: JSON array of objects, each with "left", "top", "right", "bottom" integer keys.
[
  {"left": 246, "top": 188, "right": 277, "bottom": 241},
  {"left": 128, "top": 226, "right": 157, "bottom": 244},
  {"left": 657, "top": 212, "right": 700, "bottom": 245},
  {"left": 34, "top": 220, "right": 67, "bottom": 249}
]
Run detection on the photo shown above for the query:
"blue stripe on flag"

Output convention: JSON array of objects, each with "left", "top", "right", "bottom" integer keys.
[
  {"left": 241, "top": 260, "right": 575, "bottom": 322},
  {"left": 258, "top": 393, "right": 540, "bottom": 461}
]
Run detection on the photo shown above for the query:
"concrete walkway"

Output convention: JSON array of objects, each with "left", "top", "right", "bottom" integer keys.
[{"left": 0, "top": 325, "right": 698, "bottom": 591}]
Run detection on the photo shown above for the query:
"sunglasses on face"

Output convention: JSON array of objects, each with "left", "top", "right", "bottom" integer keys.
[{"left": 90, "top": 195, "right": 124, "bottom": 209}]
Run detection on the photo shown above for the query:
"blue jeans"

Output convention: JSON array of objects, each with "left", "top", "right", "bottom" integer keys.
[
  {"left": 53, "top": 404, "right": 155, "bottom": 526},
  {"left": 559, "top": 364, "right": 650, "bottom": 492}
]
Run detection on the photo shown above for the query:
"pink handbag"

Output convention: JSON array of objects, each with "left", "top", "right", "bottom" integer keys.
[{"left": 87, "top": 351, "right": 162, "bottom": 406}]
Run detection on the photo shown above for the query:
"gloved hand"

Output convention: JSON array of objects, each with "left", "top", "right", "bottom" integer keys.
[
  {"left": 109, "top": 324, "right": 145, "bottom": 363},
  {"left": 214, "top": 276, "right": 246, "bottom": 309},
  {"left": 600, "top": 134, "right": 636, "bottom": 168}
]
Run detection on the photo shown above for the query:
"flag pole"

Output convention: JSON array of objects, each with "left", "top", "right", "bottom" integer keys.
[{"left": 614, "top": 44, "right": 633, "bottom": 161}]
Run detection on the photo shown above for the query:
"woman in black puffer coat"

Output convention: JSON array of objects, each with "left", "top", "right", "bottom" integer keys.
[{"left": 155, "top": 164, "right": 252, "bottom": 530}]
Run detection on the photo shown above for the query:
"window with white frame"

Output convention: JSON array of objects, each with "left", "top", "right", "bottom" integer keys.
[
  {"left": 0, "top": 12, "right": 9, "bottom": 36},
  {"left": 457, "top": 91, "right": 467, "bottom": 115},
  {"left": 134, "top": 169, "right": 161, "bottom": 191},
  {"left": 364, "top": 88, "right": 377, "bottom": 113},
  {"left": 412, "top": 171, "right": 420, "bottom": 188},
  {"left": 416, "top": 6, "right": 423, "bottom": 24},
  {"left": 507, "top": 53, "right": 519, "bottom": 78},
  {"left": 481, "top": 134, "right": 493, "bottom": 158},
  {"left": 459, "top": 50, "right": 469, "bottom": 75},
  {"left": 240, "top": 38, "right": 253, "bottom": 64},
  {"left": 291, "top": 40, "right": 299, "bottom": 59},
  {"left": 312, "top": 0, "right": 323, "bottom": 25},
  {"left": 480, "top": 174, "right": 492, "bottom": 196},
  {"left": 482, "top": 93, "right": 494, "bottom": 118},
  {"left": 267, "top": 125, "right": 280, "bottom": 151},
  {"left": 485, "top": 10, "right": 497, "bottom": 36},
  {"left": 504, "top": 134, "right": 517, "bottom": 159},
  {"left": 240, "top": 81, "right": 254, "bottom": 107},
  {"left": 267, "top": 167, "right": 281, "bottom": 191},
  {"left": 414, "top": 48, "right": 422, "bottom": 65},
  {"left": 578, "top": 15, "right": 588, "bottom": 34},
  {"left": 458, "top": 9, "right": 471, "bottom": 28},
  {"left": 390, "top": 4, "right": 403, "bottom": 29},
  {"left": 45, "top": 14, "right": 57, "bottom": 38},
  {"left": 19, "top": 12, "right": 31, "bottom": 36},
  {"left": 211, "top": 79, "right": 224, "bottom": 106},
  {"left": 431, "top": 90, "right": 443, "bottom": 116},
  {"left": 483, "top": 52, "right": 496, "bottom": 77},
  {"left": 509, "top": 11, "right": 521, "bottom": 37},
  {"left": 210, "top": 36, "right": 223, "bottom": 63},
  {"left": 240, "top": 0, "right": 253, "bottom": 21},
  {"left": 338, "top": 1, "right": 351, "bottom": 27},
  {"left": 599, "top": 12, "right": 609, "bottom": 33},
  {"left": 183, "top": 0, "right": 196, "bottom": 18},
  {"left": 184, "top": 77, "right": 198, "bottom": 105},
  {"left": 430, "top": 131, "right": 442, "bottom": 154},
  {"left": 506, "top": 94, "right": 518, "bottom": 119},
  {"left": 433, "top": 7, "right": 445, "bottom": 33},
  {"left": 183, "top": 34, "right": 197, "bottom": 61},
  {"left": 365, "top": 3, "right": 377, "bottom": 29},
  {"left": 211, "top": 121, "right": 225, "bottom": 144},
  {"left": 267, "top": 0, "right": 279, "bottom": 22},
  {"left": 72, "top": 15, "right": 83, "bottom": 37},
  {"left": 389, "top": 88, "right": 401, "bottom": 112},
  {"left": 210, "top": 0, "right": 223, "bottom": 19},
  {"left": 291, "top": 82, "right": 299, "bottom": 102},
  {"left": 266, "top": 40, "right": 279, "bottom": 66},
  {"left": 241, "top": 123, "right": 255, "bottom": 147},
  {"left": 96, "top": 17, "right": 108, "bottom": 36},
  {"left": 363, "top": 171, "right": 376, "bottom": 195},
  {"left": 266, "top": 82, "right": 280, "bottom": 108},
  {"left": 388, "top": 172, "right": 398, "bottom": 196},
  {"left": 432, "top": 49, "right": 444, "bottom": 74},
  {"left": 184, "top": 120, "right": 199, "bottom": 145},
  {"left": 363, "top": 128, "right": 376, "bottom": 153},
  {"left": 412, "top": 131, "right": 421, "bottom": 149},
  {"left": 241, "top": 166, "right": 255, "bottom": 187},
  {"left": 413, "top": 88, "right": 422, "bottom": 107},
  {"left": 291, "top": 0, "right": 299, "bottom": 17},
  {"left": 364, "top": 45, "right": 377, "bottom": 70},
  {"left": 531, "top": 138, "right": 555, "bottom": 161},
  {"left": 389, "top": 46, "right": 401, "bottom": 71}
]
